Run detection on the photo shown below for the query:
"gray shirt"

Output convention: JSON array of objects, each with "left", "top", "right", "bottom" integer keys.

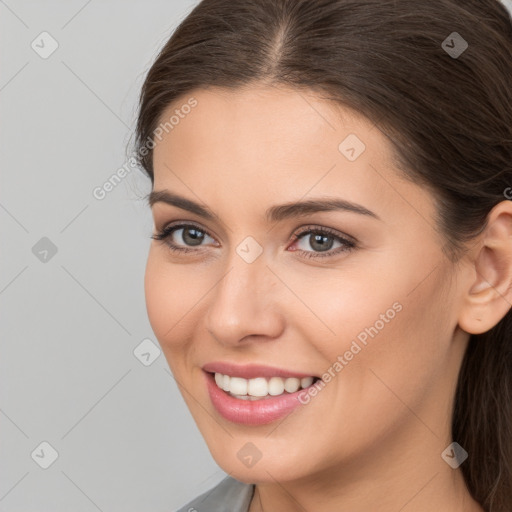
[{"left": 176, "top": 476, "right": 255, "bottom": 512}]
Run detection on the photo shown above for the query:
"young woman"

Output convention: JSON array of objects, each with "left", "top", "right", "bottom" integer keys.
[{"left": 135, "top": 0, "right": 512, "bottom": 510}]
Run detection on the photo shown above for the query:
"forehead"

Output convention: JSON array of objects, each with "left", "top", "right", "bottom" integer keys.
[
  {"left": 156, "top": 85, "right": 378, "bottom": 148},
  {"left": 153, "top": 84, "right": 392, "bottom": 180},
  {"left": 151, "top": 85, "right": 436, "bottom": 232}
]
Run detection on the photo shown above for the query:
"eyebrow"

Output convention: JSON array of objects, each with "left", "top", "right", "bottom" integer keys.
[{"left": 147, "top": 190, "right": 380, "bottom": 223}]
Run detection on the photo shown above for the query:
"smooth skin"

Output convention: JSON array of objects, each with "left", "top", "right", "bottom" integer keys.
[{"left": 145, "top": 83, "right": 512, "bottom": 512}]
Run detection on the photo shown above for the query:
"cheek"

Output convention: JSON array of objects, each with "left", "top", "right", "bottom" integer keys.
[
  {"left": 287, "top": 257, "right": 452, "bottom": 400},
  {"left": 144, "top": 249, "right": 196, "bottom": 352},
  {"left": 337, "top": 272, "right": 452, "bottom": 420},
  {"left": 276, "top": 272, "right": 451, "bottom": 461},
  {"left": 144, "top": 250, "right": 170, "bottom": 339},
  {"left": 280, "top": 264, "right": 406, "bottom": 358}
]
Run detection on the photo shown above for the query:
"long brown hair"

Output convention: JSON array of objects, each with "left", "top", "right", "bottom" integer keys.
[{"left": 135, "top": 1, "right": 512, "bottom": 509}]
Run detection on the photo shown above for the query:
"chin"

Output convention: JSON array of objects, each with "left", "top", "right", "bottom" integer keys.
[{"left": 206, "top": 439, "right": 313, "bottom": 484}]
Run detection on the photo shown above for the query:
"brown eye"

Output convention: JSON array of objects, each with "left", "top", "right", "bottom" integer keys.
[
  {"left": 151, "top": 223, "right": 216, "bottom": 253},
  {"left": 290, "top": 226, "right": 356, "bottom": 259},
  {"left": 177, "top": 227, "right": 206, "bottom": 246}
]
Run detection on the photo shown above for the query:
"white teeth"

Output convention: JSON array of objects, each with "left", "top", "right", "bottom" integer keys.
[
  {"left": 248, "top": 377, "right": 268, "bottom": 397},
  {"left": 301, "top": 376, "right": 314, "bottom": 388},
  {"left": 229, "top": 377, "right": 248, "bottom": 396},
  {"left": 284, "top": 377, "right": 300, "bottom": 393},
  {"left": 268, "top": 376, "right": 285, "bottom": 396},
  {"left": 213, "top": 372, "right": 316, "bottom": 399},
  {"left": 222, "top": 374, "right": 230, "bottom": 392}
]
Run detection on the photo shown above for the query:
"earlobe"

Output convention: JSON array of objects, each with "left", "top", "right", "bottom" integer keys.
[{"left": 458, "top": 200, "right": 512, "bottom": 335}]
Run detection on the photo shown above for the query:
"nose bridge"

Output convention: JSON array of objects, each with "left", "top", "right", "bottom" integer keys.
[{"left": 204, "top": 246, "right": 282, "bottom": 344}]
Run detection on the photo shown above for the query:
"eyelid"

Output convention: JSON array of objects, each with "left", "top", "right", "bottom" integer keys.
[
  {"left": 154, "top": 220, "right": 356, "bottom": 243},
  {"left": 152, "top": 221, "right": 357, "bottom": 258},
  {"left": 153, "top": 220, "right": 217, "bottom": 243},
  {"left": 291, "top": 224, "right": 357, "bottom": 244},
  {"left": 288, "top": 225, "right": 356, "bottom": 259}
]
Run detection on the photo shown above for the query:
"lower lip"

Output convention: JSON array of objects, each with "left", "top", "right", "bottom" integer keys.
[{"left": 204, "top": 371, "right": 312, "bottom": 425}]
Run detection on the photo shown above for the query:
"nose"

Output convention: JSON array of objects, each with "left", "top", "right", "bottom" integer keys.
[{"left": 204, "top": 252, "right": 285, "bottom": 347}]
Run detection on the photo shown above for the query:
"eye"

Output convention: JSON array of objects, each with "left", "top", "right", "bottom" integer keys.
[
  {"left": 151, "top": 222, "right": 357, "bottom": 259},
  {"left": 151, "top": 223, "right": 217, "bottom": 254},
  {"left": 289, "top": 226, "right": 356, "bottom": 259}
]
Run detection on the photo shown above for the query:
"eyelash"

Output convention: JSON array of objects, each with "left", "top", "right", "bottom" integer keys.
[{"left": 151, "top": 222, "right": 357, "bottom": 259}]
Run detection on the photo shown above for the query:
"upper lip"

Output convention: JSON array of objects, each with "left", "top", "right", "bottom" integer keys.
[{"left": 202, "top": 361, "right": 317, "bottom": 379}]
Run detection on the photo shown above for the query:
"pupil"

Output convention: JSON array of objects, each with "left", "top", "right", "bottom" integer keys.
[
  {"left": 310, "top": 233, "right": 333, "bottom": 252},
  {"left": 184, "top": 228, "right": 204, "bottom": 246}
]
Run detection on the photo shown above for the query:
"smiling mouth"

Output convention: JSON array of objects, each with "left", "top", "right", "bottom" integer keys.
[{"left": 211, "top": 372, "right": 320, "bottom": 400}]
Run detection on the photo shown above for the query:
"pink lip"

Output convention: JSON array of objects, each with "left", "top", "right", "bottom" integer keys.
[
  {"left": 203, "top": 371, "right": 316, "bottom": 425},
  {"left": 202, "top": 361, "right": 316, "bottom": 379}
]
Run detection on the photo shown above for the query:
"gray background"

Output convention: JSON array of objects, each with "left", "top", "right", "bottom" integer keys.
[
  {"left": 2, "top": 1, "right": 512, "bottom": 511},
  {"left": 0, "top": 1, "right": 224, "bottom": 511}
]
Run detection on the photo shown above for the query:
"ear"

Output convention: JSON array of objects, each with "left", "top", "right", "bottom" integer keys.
[{"left": 458, "top": 200, "right": 512, "bottom": 335}]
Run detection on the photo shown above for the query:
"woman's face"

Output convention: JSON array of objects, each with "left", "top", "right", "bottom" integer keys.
[{"left": 145, "top": 84, "right": 469, "bottom": 484}]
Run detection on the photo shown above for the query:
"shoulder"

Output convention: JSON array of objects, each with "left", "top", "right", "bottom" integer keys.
[{"left": 175, "top": 475, "right": 255, "bottom": 512}]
